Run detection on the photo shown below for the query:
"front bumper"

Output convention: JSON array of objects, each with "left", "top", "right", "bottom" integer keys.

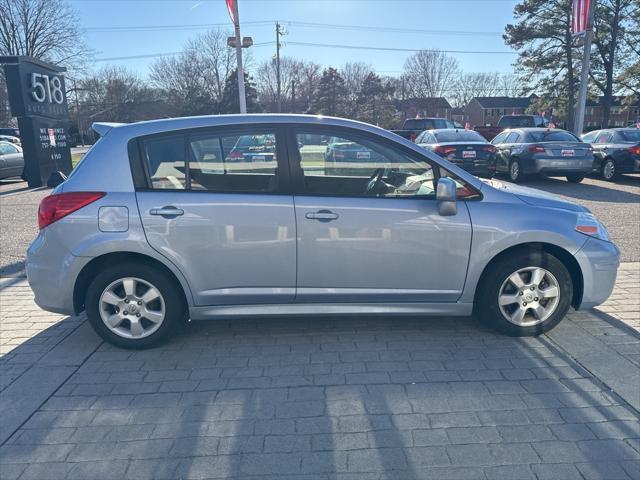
[
  {"left": 528, "top": 157, "right": 593, "bottom": 175},
  {"left": 573, "top": 237, "right": 620, "bottom": 309}
]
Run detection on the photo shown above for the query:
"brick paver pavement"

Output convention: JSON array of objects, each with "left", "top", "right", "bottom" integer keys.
[{"left": 0, "top": 271, "right": 638, "bottom": 479}]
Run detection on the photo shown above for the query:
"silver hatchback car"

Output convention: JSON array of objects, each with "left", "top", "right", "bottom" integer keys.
[{"left": 27, "top": 115, "right": 620, "bottom": 348}]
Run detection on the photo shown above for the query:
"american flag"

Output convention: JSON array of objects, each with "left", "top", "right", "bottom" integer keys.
[
  {"left": 572, "top": 0, "right": 591, "bottom": 35},
  {"left": 225, "top": 0, "right": 236, "bottom": 25}
]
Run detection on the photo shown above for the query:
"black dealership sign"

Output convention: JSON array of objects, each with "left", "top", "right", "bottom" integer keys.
[{"left": 1, "top": 56, "right": 72, "bottom": 187}]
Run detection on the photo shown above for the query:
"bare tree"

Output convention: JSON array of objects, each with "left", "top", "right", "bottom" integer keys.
[
  {"left": 340, "top": 62, "right": 374, "bottom": 117},
  {"left": 78, "top": 66, "right": 159, "bottom": 123},
  {"left": 149, "top": 29, "right": 244, "bottom": 115},
  {"left": 403, "top": 50, "right": 460, "bottom": 99},
  {"left": 448, "top": 73, "right": 524, "bottom": 108},
  {"left": 450, "top": 72, "right": 501, "bottom": 108},
  {"left": 0, "top": 0, "right": 88, "bottom": 65},
  {"left": 256, "top": 57, "right": 304, "bottom": 112},
  {"left": 296, "top": 61, "right": 322, "bottom": 112}
]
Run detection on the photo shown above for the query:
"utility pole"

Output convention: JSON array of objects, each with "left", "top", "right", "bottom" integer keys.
[
  {"left": 72, "top": 79, "right": 85, "bottom": 147},
  {"left": 574, "top": 1, "right": 595, "bottom": 135},
  {"left": 291, "top": 79, "right": 296, "bottom": 113},
  {"left": 233, "top": 0, "right": 247, "bottom": 113},
  {"left": 275, "top": 21, "right": 284, "bottom": 113}
]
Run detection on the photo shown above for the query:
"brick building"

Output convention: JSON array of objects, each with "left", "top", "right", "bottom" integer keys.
[
  {"left": 397, "top": 97, "right": 452, "bottom": 121},
  {"left": 584, "top": 96, "right": 640, "bottom": 130},
  {"left": 463, "top": 96, "right": 537, "bottom": 127}
]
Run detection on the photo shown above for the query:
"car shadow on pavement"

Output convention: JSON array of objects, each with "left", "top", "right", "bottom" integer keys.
[
  {"left": 520, "top": 175, "right": 640, "bottom": 203},
  {"left": 2, "top": 312, "right": 639, "bottom": 479},
  {"left": 0, "top": 261, "right": 26, "bottom": 279}
]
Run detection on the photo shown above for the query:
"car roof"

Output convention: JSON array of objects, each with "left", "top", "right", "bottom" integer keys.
[{"left": 93, "top": 114, "right": 395, "bottom": 140}]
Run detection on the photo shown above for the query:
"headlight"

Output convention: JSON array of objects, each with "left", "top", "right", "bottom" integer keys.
[{"left": 575, "top": 212, "right": 611, "bottom": 242}]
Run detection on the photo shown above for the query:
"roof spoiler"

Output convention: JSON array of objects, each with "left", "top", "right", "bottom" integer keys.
[{"left": 91, "top": 122, "right": 124, "bottom": 137}]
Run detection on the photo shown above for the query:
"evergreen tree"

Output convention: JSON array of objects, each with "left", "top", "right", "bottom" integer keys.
[
  {"left": 219, "top": 69, "right": 261, "bottom": 114},
  {"left": 504, "top": 0, "right": 579, "bottom": 130},
  {"left": 356, "top": 73, "right": 396, "bottom": 127},
  {"left": 309, "top": 67, "right": 347, "bottom": 116}
]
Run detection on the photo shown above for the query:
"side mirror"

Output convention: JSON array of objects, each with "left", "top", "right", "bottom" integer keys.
[{"left": 436, "top": 177, "right": 457, "bottom": 216}]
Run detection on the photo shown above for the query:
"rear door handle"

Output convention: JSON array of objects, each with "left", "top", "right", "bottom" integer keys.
[
  {"left": 150, "top": 206, "right": 184, "bottom": 217},
  {"left": 305, "top": 210, "right": 339, "bottom": 221}
]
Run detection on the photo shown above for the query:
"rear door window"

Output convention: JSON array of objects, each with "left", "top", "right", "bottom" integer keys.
[
  {"left": 142, "top": 135, "right": 187, "bottom": 189},
  {"left": 139, "top": 129, "right": 281, "bottom": 193}
]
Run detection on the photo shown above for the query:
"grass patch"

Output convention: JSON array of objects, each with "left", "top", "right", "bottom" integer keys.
[{"left": 71, "top": 153, "right": 84, "bottom": 167}]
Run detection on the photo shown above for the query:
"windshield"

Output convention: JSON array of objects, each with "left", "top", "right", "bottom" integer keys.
[
  {"left": 434, "top": 130, "right": 486, "bottom": 143},
  {"left": 528, "top": 131, "right": 580, "bottom": 142},
  {"left": 620, "top": 130, "right": 640, "bottom": 142}
]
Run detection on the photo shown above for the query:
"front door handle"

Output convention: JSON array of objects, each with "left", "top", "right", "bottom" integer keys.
[
  {"left": 305, "top": 210, "right": 339, "bottom": 221},
  {"left": 150, "top": 206, "right": 184, "bottom": 217}
]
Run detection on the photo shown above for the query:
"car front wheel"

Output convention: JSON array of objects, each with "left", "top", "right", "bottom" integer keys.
[
  {"left": 477, "top": 249, "right": 573, "bottom": 336},
  {"left": 85, "top": 263, "right": 186, "bottom": 349}
]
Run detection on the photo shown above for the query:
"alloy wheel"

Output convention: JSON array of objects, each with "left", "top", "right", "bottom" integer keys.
[
  {"left": 510, "top": 161, "right": 519, "bottom": 181},
  {"left": 497, "top": 267, "right": 560, "bottom": 327},
  {"left": 99, "top": 277, "right": 166, "bottom": 339},
  {"left": 603, "top": 160, "right": 615, "bottom": 180}
]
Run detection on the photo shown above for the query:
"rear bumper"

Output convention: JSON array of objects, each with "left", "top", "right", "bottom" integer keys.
[
  {"left": 26, "top": 229, "right": 88, "bottom": 316},
  {"left": 573, "top": 237, "right": 620, "bottom": 309},
  {"left": 527, "top": 158, "right": 593, "bottom": 175}
]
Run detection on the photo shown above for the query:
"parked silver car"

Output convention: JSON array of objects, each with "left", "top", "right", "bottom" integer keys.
[
  {"left": 26, "top": 115, "right": 619, "bottom": 348},
  {"left": 0, "top": 141, "right": 24, "bottom": 180}
]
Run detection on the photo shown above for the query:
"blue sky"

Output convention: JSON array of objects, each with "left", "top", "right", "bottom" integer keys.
[{"left": 71, "top": 0, "right": 520, "bottom": 77}]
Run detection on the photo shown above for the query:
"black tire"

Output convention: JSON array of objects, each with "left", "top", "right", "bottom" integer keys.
[
  {"left": 85, "top": 262, "right": 186, "bottom": 349},
  {"left": 476, "top": 249, "right": 573, "bottom": 336},
  {"left": 566, "top": 174, "right": 585, "bottom": 183},
  {"left": 601, "top": 158, "right": 618, "bottom": 181},
  {"left": 509, "top": 158, "right": 524, "bottom": 183}
]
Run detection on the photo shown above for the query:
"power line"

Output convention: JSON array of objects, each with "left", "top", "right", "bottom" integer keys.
[
  {"left": 86, "top": 21, "right": 272, "bottom": 32},
  {"left": 85, "top": 20, "right": 502, "bottom": 37},
  {"left": 94, "top": 42, "right": 275, "bottom": 62},
  {"left": 71, "top": 0, "right": 516, "bottom": 3},
  {"left": 284, "top": 21, "right": 502, "bottom": 37},
  {"left": 285, "top": 41, "right": 516, "bottom": 55}
]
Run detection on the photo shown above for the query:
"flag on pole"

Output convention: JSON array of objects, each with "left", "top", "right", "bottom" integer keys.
[
  {"left": 225, "top": 0, "right": 236, "bottom": 25},
  {"left": 572, "top": 0, "right": 591, "bottom": 36}
]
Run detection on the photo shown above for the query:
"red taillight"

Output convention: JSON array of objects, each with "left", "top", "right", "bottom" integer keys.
[
  {"left": 481, "top": 145, "right": 497, "bottom": 153},
  {"left": 227, "top": 150, "right": 244, "bottom": 160},
  {"left": 528, "top": 145, "right": 545, "bottom": 154},
  {"left": 435, "top": 146, "right": 457, "bottom": 156},
  {"left": 628, "top": 145, "right": 640, "bottom": 155},
  {"left": 38, "top": 192, "right": 106, "bottom": 230}
]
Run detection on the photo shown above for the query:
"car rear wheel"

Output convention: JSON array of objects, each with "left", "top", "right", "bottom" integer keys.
[
  {"left": 85, "top": 263, "right": 186, "bottom": 349},
  {"left": 477, "top": 249, "right": 573, "bottom": 336},
  {"left": 509, "top": 159, "right": 523, "bottom": 183},
  {"left": 566, "top": 174, "right": 585, "bottom": 183},
  {"left": 601, "top": 158, "right": 617, "bottom": 181}
]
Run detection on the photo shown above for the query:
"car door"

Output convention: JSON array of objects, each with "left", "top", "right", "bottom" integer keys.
[
  {"left": 289, "top": 126, "right": 473, "bottom": 304},
  {"left": 135, "top": 126, "right": 297, "bottom": 306},
  {"left": 1, "top": 143, "right": 24, "bottom": 177},
  {"left": 589, "top": 130, "right": 614, "bottom": 171},
  {"left": 491, "top": 131, "right": 513, "bottom": 171}
]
